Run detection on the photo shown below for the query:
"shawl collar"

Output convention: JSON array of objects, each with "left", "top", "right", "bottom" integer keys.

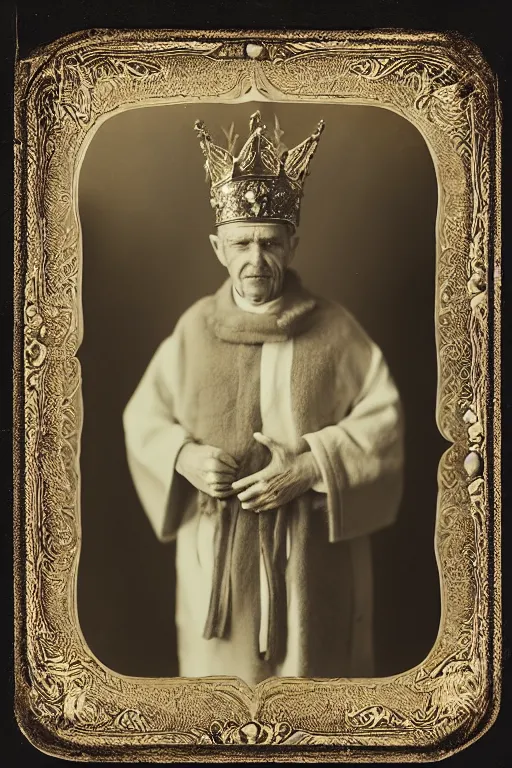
[{"left": 208, "top": 269, "right": 317, "bottom": 344}]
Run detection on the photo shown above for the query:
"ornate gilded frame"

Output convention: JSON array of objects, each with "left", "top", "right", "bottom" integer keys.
[{"left": 14, "top": 29, "right": 501, "bottom": 762}]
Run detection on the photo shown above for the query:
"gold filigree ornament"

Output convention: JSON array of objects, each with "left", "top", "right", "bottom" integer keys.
[{"left": 14, "top": 29, "right": 501, "bottom": 761}]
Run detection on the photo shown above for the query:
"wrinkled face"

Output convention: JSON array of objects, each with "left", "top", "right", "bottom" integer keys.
[{"left": 209, "top": 221, "right": 299, "bottom": 305}]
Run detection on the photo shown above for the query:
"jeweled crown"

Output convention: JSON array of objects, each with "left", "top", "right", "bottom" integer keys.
[{"left": 194, "top": 111, "right": 325, "bottom": 229}]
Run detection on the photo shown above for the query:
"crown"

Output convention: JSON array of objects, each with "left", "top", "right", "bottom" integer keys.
[{"left": 194, "top": 111, "right": 325, "bottom": 229}]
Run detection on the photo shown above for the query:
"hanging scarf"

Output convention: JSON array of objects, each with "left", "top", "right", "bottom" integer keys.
[{"left": 198, "top": 270, "right": 317, "bottom": 661}]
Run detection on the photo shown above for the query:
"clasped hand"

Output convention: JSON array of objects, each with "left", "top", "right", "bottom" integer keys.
[{"left": 176, "top": 432, "right": 321, "bottom": 512}]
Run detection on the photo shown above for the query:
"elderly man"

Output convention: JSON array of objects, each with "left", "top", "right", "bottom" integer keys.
[{"left": 123, "top": 112, "right": 404, "bottom": 684}]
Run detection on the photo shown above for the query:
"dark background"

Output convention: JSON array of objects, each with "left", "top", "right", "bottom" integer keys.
[
  {"left": 77, "top": 101, "right": 443, "bottom": 678},
  {"left": 2, "top": 1, "right": 509, "bottom": 766}
]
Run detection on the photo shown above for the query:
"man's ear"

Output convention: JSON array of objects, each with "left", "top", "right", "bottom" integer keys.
[
  {"left": 287, "top": 232, "right": 300, "bottom": 265},
  {"left": 209, "top": 233, "right": 226, "bottom": 266}
]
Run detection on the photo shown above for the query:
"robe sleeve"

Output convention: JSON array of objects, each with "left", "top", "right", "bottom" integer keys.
[
  {"left": 122, "top": 333, "right": 194, "bottom": 542},
  {"left": 302, "top": 341, "right": 404, "bottom": 543}
]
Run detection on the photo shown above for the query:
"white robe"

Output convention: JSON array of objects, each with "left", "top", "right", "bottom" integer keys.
[{"left": 123, "top": 285, "right": 404, "bottom": 680}]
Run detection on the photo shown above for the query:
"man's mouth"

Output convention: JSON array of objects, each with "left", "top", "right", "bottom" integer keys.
[{"left": 243, "top": 273, "right": 270, "bottom": 279}]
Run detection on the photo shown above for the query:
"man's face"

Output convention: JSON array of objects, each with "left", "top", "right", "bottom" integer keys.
[{"left": 209, "top": 221, "right": 299, "bottom": 305}]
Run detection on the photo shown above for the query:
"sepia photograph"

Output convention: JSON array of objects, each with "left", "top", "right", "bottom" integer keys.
[
  {"left": 77, "top": 101, "right": 443, "bottom": 684},
  {"left": 13, "top": 28, "right": 501, "bottom": 761}
]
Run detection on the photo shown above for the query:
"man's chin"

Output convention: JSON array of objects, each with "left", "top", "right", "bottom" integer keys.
[
  {"left": 238, "top": 279, "right": 275, "bottom": 304},
  {"left": 244, "top": 294, "right": 271, "bottom": 305}
]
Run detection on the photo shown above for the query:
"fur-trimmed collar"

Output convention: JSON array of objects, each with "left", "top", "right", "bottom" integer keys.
[{"left": 208, "top": 269, "right": 317, "bottom": 344}]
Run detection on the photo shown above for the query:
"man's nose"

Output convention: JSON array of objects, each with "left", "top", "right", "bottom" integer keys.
[{"left": 246, "top": 244, "right": 265, "bottom": 265}]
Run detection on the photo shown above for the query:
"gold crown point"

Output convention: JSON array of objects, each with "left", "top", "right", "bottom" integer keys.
[{"left": 249, "top": 111, "right": 264, "bottom": 132}]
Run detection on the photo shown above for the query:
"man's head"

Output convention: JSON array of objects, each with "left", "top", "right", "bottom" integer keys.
[{"left": 209, "top": 221, "right": 299, "bottom": 305}]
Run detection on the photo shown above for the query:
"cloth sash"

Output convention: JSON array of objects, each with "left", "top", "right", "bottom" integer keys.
[
  {"left": 200, "top": 457, "right": 288, "bottom": 662},
  {"left": 199, "top": 270, "right": 317, "bottom": 662}
]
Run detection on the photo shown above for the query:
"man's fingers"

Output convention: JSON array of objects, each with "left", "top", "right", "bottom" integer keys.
[
  {"left": 240, "top": 497, "right": 260, "bottom": 510},
  {"left": 211, "top": 488, "right": 237, "bottom": 499},
  {"left": 214, "top": 451, "right": 238, "bottom": 470},
  {"left": 237, "top": 481, "right": 267, "bottom": 502},
  {"left": 246, "top": 501, "right": 277, "bottom": 513},
  {"left": 211, "top": 482, "right": 233, "bottom": 492},
  {"left": 232, "top": 470, "right": 267, "bottom": 491},
  {"left": 252, "top": 432, "right": 275, "bottom": 451},
  {"left": 206, "top": 470, "right": 235, "bottom": 485},
  {"left": 241, "top": 494, "right": 278, "bottom": 511}
]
